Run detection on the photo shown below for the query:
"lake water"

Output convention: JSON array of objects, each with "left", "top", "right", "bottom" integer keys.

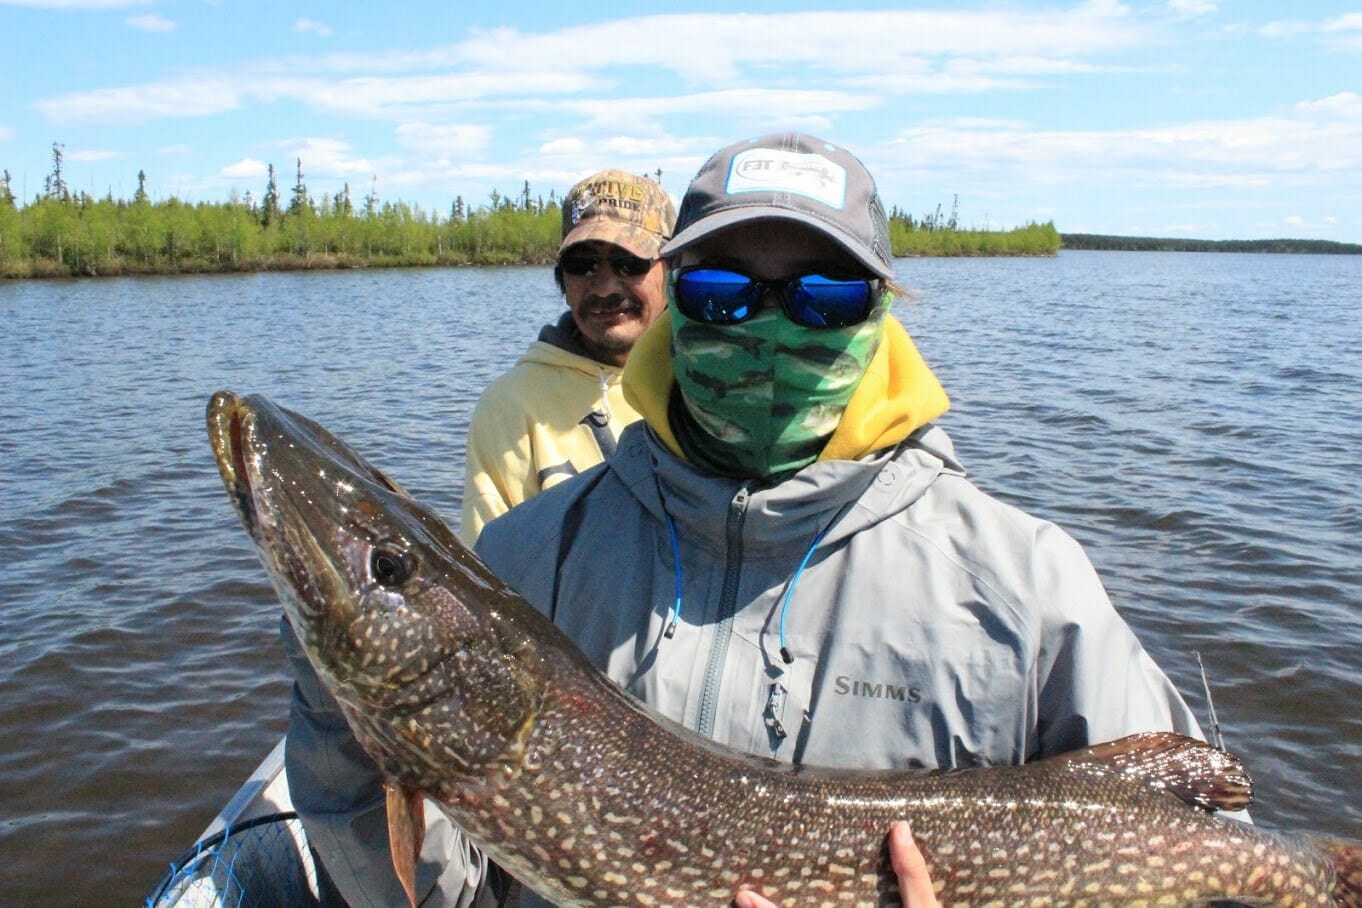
[{"left": 1, "top": 252, "right": 1359, "bottom": 905}]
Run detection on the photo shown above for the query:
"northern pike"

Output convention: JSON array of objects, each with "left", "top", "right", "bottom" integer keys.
[{"left": 206, "top": 390, "right": 1362, "bottom": 907}]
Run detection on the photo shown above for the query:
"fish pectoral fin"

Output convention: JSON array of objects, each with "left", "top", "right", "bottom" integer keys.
[
  {"left": 386, "top": 783, "right": 427, "bottom": 908},
  {"left": 1060, "top": 731, "right": 1253, "bottom": 812}
]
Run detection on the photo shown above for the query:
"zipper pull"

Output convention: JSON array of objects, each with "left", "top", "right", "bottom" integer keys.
[{"left": 765, "top": 683, "right": 789, "bottom": 739}]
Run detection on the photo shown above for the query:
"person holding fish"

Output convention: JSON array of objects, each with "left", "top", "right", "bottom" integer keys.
[
  {"left": 469, "top": 132, "right": 1209, "bottom": 906},
  {"left": 459, "top": 169, "right": 676, "bottom": 543},
  {"left": 280, "top": 133, "right": 1208, "bottom": 907}
]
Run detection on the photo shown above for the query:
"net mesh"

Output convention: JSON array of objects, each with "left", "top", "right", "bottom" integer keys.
[{"left": 145, "top": 812, "right": 320, "bottom": 907}]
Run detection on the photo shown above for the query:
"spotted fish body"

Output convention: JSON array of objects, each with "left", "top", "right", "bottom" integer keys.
[{"left": 207, "top": 391, "right": 1362, "bottom": 907}]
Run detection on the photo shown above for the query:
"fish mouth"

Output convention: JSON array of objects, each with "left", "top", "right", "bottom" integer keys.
[
  {"left": 207, "top": 390, "right": 260, "bottom": 540},
  {"left": 206, "top": 390, "right": 347, "bottom": 629}
]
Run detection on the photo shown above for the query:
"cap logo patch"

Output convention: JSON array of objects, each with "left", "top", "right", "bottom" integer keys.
[
  {"left": 725, "top": 149, "right": 847, "bottom": 210},
  {"left": 569, "top": 191, "right": 596, "bottom": 225},
  {"left": 568, "top": 179, "right": 653, "bottom": 225}
]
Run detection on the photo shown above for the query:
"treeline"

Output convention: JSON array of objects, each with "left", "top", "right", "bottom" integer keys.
[
  {"left": 0, "top": 147, "right": 1058, "bottom": 279},
  {"left": 1062, "top": 233, "right": 1362, "bottom": 254},
  {"left": 892, "top": 218, "right": 1061, "bottom": 257},
  {"left": 0, "top": 189, "right": 562, "bottom": 279},
  {"left": 889, "top": 193, "right": 1061, "bottom": 256},
  {"left": 0, "top": 149, "right": 563, "bottom": 278},
  {"left": 0, "top": 190, "right": 1060, "bottom": 279}
]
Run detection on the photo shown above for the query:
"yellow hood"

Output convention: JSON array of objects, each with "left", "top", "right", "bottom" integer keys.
[{"left": 623, "top": 311, "right": 949, "bottom": 464}]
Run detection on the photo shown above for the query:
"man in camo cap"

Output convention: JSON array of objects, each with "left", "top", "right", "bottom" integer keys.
[{"left": 460, "top": 169, "right": 676, "bottom": 541}]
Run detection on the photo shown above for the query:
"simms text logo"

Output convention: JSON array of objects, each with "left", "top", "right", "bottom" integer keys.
[{"left": 834, "top": 675, "right": 922, "bottom": 702}]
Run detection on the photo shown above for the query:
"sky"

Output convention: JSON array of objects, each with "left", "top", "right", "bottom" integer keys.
[{"left": 2, "top": 0, "right": 1360, "bottom": 243}]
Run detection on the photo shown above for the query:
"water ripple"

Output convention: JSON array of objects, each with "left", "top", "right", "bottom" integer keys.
[{"left": 3, "top": 253, "right": 1361, "bottom": 903}]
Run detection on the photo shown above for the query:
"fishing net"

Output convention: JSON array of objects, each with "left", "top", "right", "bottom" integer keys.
[{"left": 144, "top": 812, "right": 320, "bottom": 908}]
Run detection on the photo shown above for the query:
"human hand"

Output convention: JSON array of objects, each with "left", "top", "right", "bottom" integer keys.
[{"left": 732, "top": 821, "right": 939, "bottom": 908}]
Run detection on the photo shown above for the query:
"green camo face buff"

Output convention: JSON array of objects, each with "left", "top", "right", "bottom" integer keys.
[{"left": 669, "top": 287, "right": 889, "bottom": 481}]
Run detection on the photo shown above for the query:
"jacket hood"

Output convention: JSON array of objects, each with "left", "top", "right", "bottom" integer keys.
[
  {"left": 622, "top": 310, "right": 950, "bottom": 466},
  {"left": 610, "top": 419, "right": 962, "bottom": 556},
  {"left": 524, "top": 311, "right": 625, "bottom": 377}
]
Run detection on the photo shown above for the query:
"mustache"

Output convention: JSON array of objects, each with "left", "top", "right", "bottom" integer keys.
[{"left": 580, "top": 295, "right": 641, "bottom": 314}]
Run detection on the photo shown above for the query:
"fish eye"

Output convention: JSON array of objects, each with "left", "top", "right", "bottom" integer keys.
[{"left": 371, "top": 547, "right": 413, "bottom": 587}]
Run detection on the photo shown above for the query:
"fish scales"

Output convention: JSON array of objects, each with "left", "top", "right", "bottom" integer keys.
[
  {"left": 207, "top": 391, "right": 1362, "bottom": 907},
  {"left": 441, "top": 666, "right": 1340, "bottom": 907}
]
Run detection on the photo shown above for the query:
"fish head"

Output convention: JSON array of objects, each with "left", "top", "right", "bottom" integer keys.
[{"left": 206, "top": 391, "right": 544, "bottom": 790}]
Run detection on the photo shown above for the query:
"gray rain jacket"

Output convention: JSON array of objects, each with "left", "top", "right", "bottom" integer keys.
[{"left": 469, "top": 420, "right": 1204, "bottom": 905}]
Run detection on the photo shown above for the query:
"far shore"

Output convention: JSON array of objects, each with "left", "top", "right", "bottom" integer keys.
[
  {"left": 0, "top": 201, "right": 1063, "bottom": 279},
  {"left": 1061, "top": 233, "right": 1362, "bottom": 255},
  {"left": 6, "top": 197, "right": 1357, "bottom": 283}
]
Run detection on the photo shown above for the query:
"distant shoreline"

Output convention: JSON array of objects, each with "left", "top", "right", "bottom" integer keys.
[
  {"left": 1061, "top": 233, "right": 1362, "bottom": 254},
  {"left": 5, "top": 210, "right": 1357, "bottom": 281},
  {"left": 0, "top": 196, "right": 1063, "bottom": 279}
]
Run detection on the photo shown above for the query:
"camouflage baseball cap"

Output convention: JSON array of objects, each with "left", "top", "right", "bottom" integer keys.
[
  {"left": 559, "top": 169, "right": 677, "bottom": 259},
  {"left": 661, "top": 134, "right": 894, "bottom": 279}
]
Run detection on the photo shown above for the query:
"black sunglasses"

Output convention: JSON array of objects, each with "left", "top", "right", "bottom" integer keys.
[
  {"left": 673, "top": 267, "right": 880, "bottom": 329},
  {"left": 558, "top": 253, "right": 655, "bottom": 279}
]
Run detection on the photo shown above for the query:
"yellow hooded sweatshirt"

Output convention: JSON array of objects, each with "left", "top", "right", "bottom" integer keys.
[{"left": 462, "top": 325, "right": 639, "bottom": 544}]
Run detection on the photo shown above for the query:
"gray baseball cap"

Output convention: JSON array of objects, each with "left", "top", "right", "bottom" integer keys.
[{"left": 661, "top": 133, "right": 894, "bottom": 279}]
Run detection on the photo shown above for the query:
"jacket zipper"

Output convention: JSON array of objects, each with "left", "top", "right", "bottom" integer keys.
[{"left": 696, "top": 485, "right": 750, "bottom": 738}]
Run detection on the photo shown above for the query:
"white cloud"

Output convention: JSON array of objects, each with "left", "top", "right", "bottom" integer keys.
[
  {"left": 126, "top": 13, "right": 173, "bottom": 32},
  {"left": 297, "top": 71, "right": 604, "bottom": 118},
  {"left": 0, "top": 0, "right": 148, "bottom": 7},
  {"left": 1157, "top": 221, "right": 1219, "bottom": 235},
  {"left": 1258, "top": 13, "right": 1362, "bottom": 49},
  {"left": 1323, "top": 13, "right": 1362, "bottom": 32},
  {"left": 221, "top": 159, "right": 267, "bottom": 179},
  {"left": 66, "top": 148, "right": 122, "bottom": 162},
  {"left": 1167, "top": 0, "right": 1216, "bottom": 19},
  {"left": 394, "top": 123, "right": 491, "bottom": 155},
  {"left": 0, "top": 126, "right": 14, "bottom": 142},
  {"left": 18, "top": 6, "right": 1358, "bottom": 240},
  {"left": 158, "top": 144, "right": 192, "bottom": 157},
  {"left": 880, "top": 94, "right": 1362, "bottom": 196},
  {"left": 538, "top": 137, "right": 586, "bottom": 156},
  {"left": 846, "top": 71, "right": 1043, "bottom": 95},
  {"left": 1294, "top": 92, "right": 1362, "bottom": 117},
  {"left": 946, "top": 56, "right": 1115, "bottom": 77},
  {"left": 32, "top": 8, "right": 1156, "bottom": 129},
  {"left": 1282, "top": 214, "right": 1339, "bottom": 231},
  {"left": 553, "top": 88, "right": 878, "bottom": 134},
  {"left": 269, "top": 138, "right": 376, "bottom": 179},
  {"left": 454, "top": 8, "right": 1147, "bottom": 84},
  {"left": 588, "top": 135, "right": 686, "bottom": 157},
  {"left": 1257, "top": 20, "right": 1313, "bottom": 39},
  {"left": 36, "top": 80, "right": 242, "bottom": 125},
  {"left": 533, "top": 133, "right": 693, "bottom": 174},
  {"left": 294, "top": 18, "right": 332, "bottom": 38},
  {"left": 37, "top": 68, "right": 607, "bottom": 126},
  {"left": 1322, "top": 13, "right": 1362, "bottom": 51}
]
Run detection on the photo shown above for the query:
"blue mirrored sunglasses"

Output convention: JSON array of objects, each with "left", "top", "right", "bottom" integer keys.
[{"left": 673, "top": 267, "right": 880, "bottom": 330}]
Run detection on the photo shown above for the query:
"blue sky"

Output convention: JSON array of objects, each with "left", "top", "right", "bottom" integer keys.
[{"left": 3, "top": 0, "right": 1360, "bottom": 242}]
